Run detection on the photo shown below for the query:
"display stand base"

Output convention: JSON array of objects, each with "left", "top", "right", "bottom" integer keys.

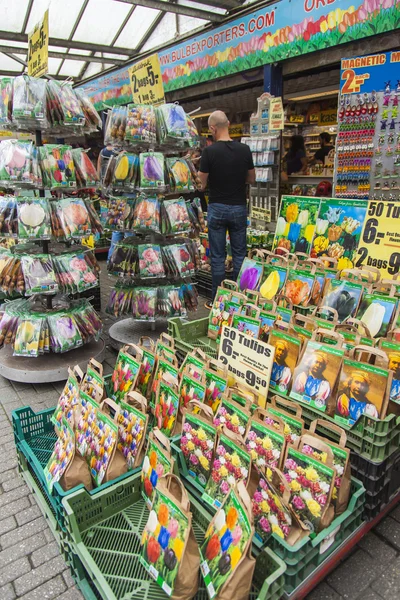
[
  {"left": 109, "top": 318, "right": 167, "bottom": 351},
  {"left": 0, "top": 339, "right": 105, "bottom": 383}
]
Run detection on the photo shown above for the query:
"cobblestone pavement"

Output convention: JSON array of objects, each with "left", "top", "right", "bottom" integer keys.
[{"left": 0, "top": 264, "right": 399, "bottom": 599}]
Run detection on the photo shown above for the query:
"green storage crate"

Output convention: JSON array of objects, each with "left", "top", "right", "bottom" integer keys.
[
  {"left": 168, "top": 317, "right": 218, "bottom": 361},
  {"left": 12, "top": 406, "right": 140, "bottom": 533},
  {"left": 270, "top": 392, "right": 400, "bottom": 463},
  {"left": 62, "top": 471, "right": 286, "bottom": 600}
]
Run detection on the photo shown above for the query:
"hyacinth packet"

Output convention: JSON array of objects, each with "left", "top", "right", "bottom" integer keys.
[
  {"left": 140, "top": 483, "right": 189, "bottom": 596},
  {"left": 283, "top": 446, "right": 335, "bottom": 533},
  {"left": 245, "top": 417, "right": 285, "bottom": 476},
  {"left": 141, "top": 433, "right": 174, "bottom": 508},
  {"left": 203, "top": 434, "right": 251, "bottom": 509},
  {"left": 44, "top": 416, "right": 74, "bottom": 493},
  {"left": 214, "top": 397, "right": 249, "bottom": 437},
  {"left": 181, "top": 413, "right": 216, "bottom": 488},
  {"left": 200, "top": 487, "right": 253, "bottom": 599}
]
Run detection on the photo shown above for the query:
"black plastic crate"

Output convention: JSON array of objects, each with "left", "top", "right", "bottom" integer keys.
[
  {"left": 350, "top": 449, "right": 400, "bottom": 520},
  {"left": 194, "top": 269, "right": 212, "bottom": 299}
]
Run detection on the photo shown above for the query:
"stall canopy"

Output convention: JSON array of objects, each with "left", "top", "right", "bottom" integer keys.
[{"left": 0, "top": 0, "right": 247, "bottom": 81}]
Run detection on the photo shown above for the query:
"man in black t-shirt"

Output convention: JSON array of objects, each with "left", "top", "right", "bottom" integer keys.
[
  {"left": 311, "top": 132, "right": 333, "bottom": 165},
  {"left": 199, "top": 111, "right": 255, "bottom": 300}
]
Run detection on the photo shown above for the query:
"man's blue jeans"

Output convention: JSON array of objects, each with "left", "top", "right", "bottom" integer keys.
[
  {"left": 108, "top": 231, "right": 125, "bottom": 261},
  {"left": 207, "top": 203, "right": 247, "bottom": 299}
]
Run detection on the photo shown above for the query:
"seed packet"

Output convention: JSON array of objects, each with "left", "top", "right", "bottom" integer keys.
[
  {"left": 204, "top": 368, "right": 228, "bottom": 413},
  {"left": 71, "top": 148, "right": 99, "bottom": 187},
  {"left": 0, "top": 77, "right": 12, "bottom": 125},
  {"left": 75, "top": 393, "right": 99, "bottom": 457},
  {"left": 214, "top": 397, "right": 249, "bottom": 436},
  {"left": 356, "top": 293, "right": 397, "bottom": 338},
  {"left": 163, "top": 198, "right": 191, "bottom": 234},
  {"left": 132, "top": 287, "right": 157, "bottom": 320},
  {"left": 21, "top": 255, "right": 58, "bottom": 295},
  {"left": 104, "top": 105, "right": 127, "bottom": 145},
  {"left": 282, "top": 446, "right": 335, "bottom": 533},
  {"left": 284, "top": 269, "right": 315, "bottom": 307},
  {"left": 335, "top": 358, "right": 389, "bottom": 426},
  {"left": 232, "top": 313, "right": 260, "bottom": 338},
  {"left": 203, "top": 433, "right": 251, "bottom": 508},
  {"left": 181, "top": 413, "right": 216, "bottom": 488},
  {"left": 112, "top": 153, "right": 139, "bottom": 189},
  {"left": 43, "top": 145, "right": 76, "bottom": 189},
  {"left": 88, "top": 412, "right": 118, "bottom": 486},
  {"left": 111, "top": 349, "right": 141, "bottom": 403},
  {"left": 167, "top": 157, "right": 193, "bottom": 192},
  {"left": 322, "top": 279, "right": 364, "bottom": 323},
  {"left": 132, "top": 195, "right": 161, "bottom": 233},
  {"left": 138, "top": 244, "right": 165, "bottom": 278},
  {"left": 290, "top": 340, "right": 344, "bottom": 414},
  {"left": 200, "top": 486, "right": 253, "bottom": 599},
  {"left": 380, "top": 340, "right": 400, "bottom": 405},
  {"left": 44, "top": 416, "right": 75, "bottom": 493},
  {"left": 117, "top": 399, "right": 148, "bottom": 470},
  {"left": 125, "top": 103, "right": 157, "bottom": 144},
  {"left": 179, "top": 374, "right": 206, "bottom": 413},
  {"left": 238, "top": 258, "right": 263, "bottom": 292},
  {"left": 269, "top": 330, "right": 301, "bottom": 395},
  {"left": 155, "top": 381, "right": 180, "bottom": 437},
  {"left": 57, "top": 198, "right": 90, "bottom": 238},
  {"left": 13, "top": 317, "right": 43, "bottom": 357},
  {"left": 16, "top": 197, "right": 51, "bottom": 240},
  {"left": 260, "top": 265, "right": 287, "bottom": 300},
  {"left": 141, "top": 431, "right": 174, "bottom": 507},
  {"left": 48, "top": 312, "right": 83, "bottom": 353},
  {"left": 140, "top": 152, "right": 165, "bottom": 190},
  {"left": 245, "top": 414, "right": 286, "bottom": 475},
  {"left": 12, "top": 75, "right": 47, "bottom": 128}
]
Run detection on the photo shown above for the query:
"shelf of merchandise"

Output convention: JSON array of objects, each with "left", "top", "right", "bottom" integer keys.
[{"left": 285, "top": 491, "right": 400, "bottom": 599}]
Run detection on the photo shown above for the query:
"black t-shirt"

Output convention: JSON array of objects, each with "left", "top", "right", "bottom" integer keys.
[
  {"left": 200, "top": 141, "right": 254, "bottom": 205},
  {"left": 286, "top": 149, "right": 306, "bottom": 175},
  {"left": 314, "top": 145, "right": 333, "bottom": 162}
]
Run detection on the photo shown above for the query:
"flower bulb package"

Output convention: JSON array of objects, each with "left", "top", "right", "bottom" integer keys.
[
  {"left": 40, "top": 145, "right": 76, "bottom": 189},
  {"left": 138, "top": 244, "right": 165, "bottom": 278},
  {"left": 16, "top": 197, "right": 51, "bottom": 240},
  {"left": 111, "top": 347, "right": 142, "bottom": 403},
  {"left": 140, "top": 153, "right": 165, "bottom": 190},
  {"left": 112, "top": 153, "right": 139, "bottom": 190},
  {"left": 12, "top": 76, "right": 47, "bottom": 128},
  {"left": 203, "top": 432, "right": 251, "bottom": 509},
  {"left": 154, "top": 380, "right": 180, "bottom": 438},
  {"left": 104, "top": 106, "right": 127, "bottom": 145},
  {"left": 56, "top": 198, "right": 90, "bottom": 238},
  {"left": 322, "top": 279, "right": 364, "bottom": 323},
  {"left": 179, "top": 373, "right": 206, "bottom": 414},
  {"left": 238, "top": 258, "right": 264, "bottom": 293},
  {"left": 284, "top": 269, "right": 316, "bottom": 307},
  {"left": 53, "top": 367, "right": 82, "bottom": 427},
  {"left": 88, "top": 410, "right": 126, "bottom": 487},
  {"left": 181, "top": 411, "right": 216, "bottom": 489},
  {"left": 80, "top": 359, "right": 104, "bottom": 402},
  {"left": 44, "top": 415, "right": 75, "bottom": 492},
  {"left": 273, "top": 197, "right": 320, "bottom": 256},
  {"left": 158, "top": 104, "right": 189, "bottom": 140},
  {"left": 200, "top": 484, "right": 255, "bottom": 600},
  {"left": 56, "top": 82, "right": 85, "bottom": 126},
  {"left": 72, "top": 148, "right": 99, "bottom": 188},
  {"left": 75, "top": 393, "right": 99, "bottom": 457},
  {"left": 204, "top": 366, "right": 228, "bottom": 413},
  {"left": 13, "top": 315, "right": 44, "bottom": 357},
  {"left": 0, "top": 77, "right": 12, "bottom": 126},
  {"left": 214, "top": 396, "right": 250, "bottom": 437},
  {"left": 126, "top": 104, "right": 157, "bottom": 144},
  {"left": 136, "top": 343, "right": 157, "bottom": 398},
  {"left": 21, "top": 255, "right": 58, "bottom": 295},
  {"left": 115, "top": 397, "right": 148, "bottom": 470},
  {"left": 269, "top": 330, "right": 301, "bottom": 395},
  {"left": 0, "top": 140, "right": 39, "bottom": 187},
  {"left": 245, "top": 409, "right": 286, "bottom": 476},
  {"left": 132, "top": 287, "right": 158, "bottom": 320},
  {"left": 132, "top": 195, "right": 161, "bottom": 232},
  {"left": 47, "top": 312, "right": 83, "bottom": 353},
  {"left": 166, "top": 157, "right": 193, "bottom": 192},
  {"left": 141, "top": 430, "right": 175, "bottom": 508},
  {"left": 267, "top": 397, "right": 304, "bottom": 446},
  {"left": 162, "top": 198, "right": 191, "bottom": 234},
  {"left": 356, "top": 292, "right": 397, "bottom": 338}
]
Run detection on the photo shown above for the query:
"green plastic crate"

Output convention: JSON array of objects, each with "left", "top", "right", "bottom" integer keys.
[
  {"left": 62, "top": 471, "right": 286, "bottom": 600},
  {"left": 270, "top": 392, "right": 400, "bottom": 463},
  {"left": 12, "top": 406, "right": 140, "bottom": 533},
  {"left": 168, "top": 317, "right": 218, "bottom": 361}
]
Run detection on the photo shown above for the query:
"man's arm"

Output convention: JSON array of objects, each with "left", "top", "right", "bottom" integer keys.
[
  {"left": 246, "top": 168, "right": 256, "bottom": 184},
  {"left": 198, "top": 171, "right": 209, "bottom": 190}
]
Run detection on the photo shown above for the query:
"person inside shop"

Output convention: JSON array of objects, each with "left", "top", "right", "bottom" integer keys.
[
  {"left": 337, "top": 371, "right": 379, "bottom": 421},
  {"left": 282, "top": 134, "right": 307, "bottom": 176},
  {"left": 271, "top": 340, "right": 292, "bottom": 393},
  {"left": 198, "top": 110, "right": 255, "bottom": 305},
  {"left": 184, "top": 147, "right": 207, "bottom": 212},
  {"left": 310, "top": 132, "right": 334, "bottom": 165},
  {"left": 293, "top": 351, "right": 331, "bottom": 408}
]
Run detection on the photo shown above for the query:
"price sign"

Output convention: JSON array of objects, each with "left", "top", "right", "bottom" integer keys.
[
  {"left": 251, "top": 206, "right": 271, "bottom": 223},
  {"left": 128, "top": 54, "right": 165, "bottom": 106},
  {"left": 355, "top": 200, "right": 400, "bottom": 278},
  {"left": 269, "top": 97, "right": 284, "bottom": 131},
  {"left": 218, "top": 326, "right": 274, "bottom": 405},
  {"left": 27, "top": 9, "right": 49, "bottom": 78}
]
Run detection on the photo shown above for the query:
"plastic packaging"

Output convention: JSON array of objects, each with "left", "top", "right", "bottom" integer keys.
[
  {"left": 21, "top": 254, "right": 58, "bottom": 295},
  {"left": 132, "top": 287, "right": 157, "bottom": 320},
  {"left": 0, "top": 140, "right": 34, "bottom": 187},
  {"left": 163, "top": 197, "right": 191, "bottom": 234},
  {"left": 56, "top": 83, "right": 85, "bottom": 126},
  {"left": 139, "top": 152, "right": 165, "bottom": 190},
  {"left": 16, "top": 197, "right": 51, "bottom": 240},
  {"left": 41, "top": 145, "right": 76, "bottom": 189},
  {"left": 104, "top": 106, "right": 127, "bottom": 145},
  {"left": 12, "top": 76, "right": 47, "bottom": 129},
  {"left": 166, "top": 157, "right": 193, "bottom": 192},
  {"left": 112, "top": 153, "right": 139, "bottom": 189},
  {"left": 0, "top": 77, "right": 13, "bottom": 126},
  {"left": 138, "top": 244, "right": 165, "bottom": 278},
  {"left": 131, "top": 195, "right": 160, "bottom": 233},
  {"left": 56, "top": 198, "right": 91, "bottom": 238},
  {"left": 158, "top": 103, "right": 189, "bottom": 140},
  {"left": 125, "top": 104, "right": 157, "bottom": 144},
  {"left": 72, "top": 148, "right": 99, "bottom": 187}
]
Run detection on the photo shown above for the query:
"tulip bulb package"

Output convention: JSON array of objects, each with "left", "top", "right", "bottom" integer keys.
[
  {"left": 380, "top": 340, "right": 400, "bottom": 405},
  {"left": 284, "top": 269, "right": 316, "bottom": 307},
  {"left": 117, "top": 399, "right": 148, "bottom": 469},
  {"left": 273, "top": 196, "right": 320, "bottom": 255},
  {"left": 16, "top": 197, "right": 51, "bottom": 240},
  {"left": 259, "top": 265, "right": 287, "bottom": 300},
  {"left": 88, "top": 412, "right": 118, "bottom": 486},
  {"left": 140, "top": 152, "right": 165, "bottom": 190},
  {"left": 214, "top": 397, "right": 249, "bottom": 436},
  {"left": 75, "top": 393, "right": 99, "bottom": 458},
  {"left": 111, "top": 349, "right": 141, "bottom": 402},
  {"left": 237, "top": 258, "right": 263, "bottom": 292},
  {"left": 155, "top": 381, "right": 180, "bottom": 437},
  {"left": 179, "top": 373, "right": 206, "bottom": 413},
  {"left": 322, "top": 279, "right": 364, "bottom": 323},
  {"left": 204, "top": 368, "right": 228, "bottom": 413},
  {"left": 44, "top": 416, "right": 75, "bottom": 493},
  {"left": 269, "top": 330, "right": 301, "bottom": 395},
  {"left": 181, "top": 413, "right": 216, "bottom": 488},
  {"left": 356, "top": 292, "right": 397, "bottom": 338},
  {"left": 141, "top": 434, "right": 174, "bottom": 507}
]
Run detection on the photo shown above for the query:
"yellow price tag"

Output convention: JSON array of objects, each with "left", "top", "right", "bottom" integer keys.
[
  {"left": 128, "top": 53, "right": 165, "bottom": 106},
  {"left": 28, "top": 9, "right": 49, "bottom": 78},
  {"left": 82, "top": 235, "right": 95, "bottom": 250}
]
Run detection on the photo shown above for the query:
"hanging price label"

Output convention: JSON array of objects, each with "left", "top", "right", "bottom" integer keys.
[
  {"left": 355, "top": 201, "right": 400, "bottom": 278},
  {"left": 27, "top": 9, "right": 49, "bottom": 78},
  {"left": 128, "top": 54, "right": 165, "bottom": 106}
]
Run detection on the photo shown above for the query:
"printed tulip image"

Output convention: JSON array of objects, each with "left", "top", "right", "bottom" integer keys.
[
  {"left": 237, "top": 258, "right": 263, "bottom": 292},
  {"left": 141, "top": 442, "right": 172, "bottom": 505},
  {"left": 273, "top": 197, "right": 319, "bottom": 255},
  {"left": 181, "top": 415, "right": 216, "bottom": 487},
  {"left": 111, "top": 351, "right": 141, "bottom": 402}
]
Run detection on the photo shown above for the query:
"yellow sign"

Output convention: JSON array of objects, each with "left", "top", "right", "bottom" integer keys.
[
  {"left": 128, "top": 53, "right": 164, "bottom": 106},
  {"left": 289, "top": 114, "right": 305, "bottom": 123},
  {"left": 356, "top": 201, "right": 400, "bottom": 278},
  {"left": 27, "top": 9, "right": 49, "bottom": 78},
  {"left": 318, "top": 109, "right": 337, "bottom": 126},
  {"left": 218, "top": 325, "right": 275, "bottom": 405},
  {"left": 269, "top": 97, "right": 284, "bottom": 131},
  {"left": 251, "top": 206, "right": 271, "bottom": 223}
]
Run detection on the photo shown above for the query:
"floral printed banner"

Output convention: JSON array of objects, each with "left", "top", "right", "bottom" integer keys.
[{"left": 77, "top": 0, "right": 400, "bottom": 107}]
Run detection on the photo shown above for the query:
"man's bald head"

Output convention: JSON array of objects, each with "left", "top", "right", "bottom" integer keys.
[{"left": 208, "top": 111, "right": 229, "bottom": 129}]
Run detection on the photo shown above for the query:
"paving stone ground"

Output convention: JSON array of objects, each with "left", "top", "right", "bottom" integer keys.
[{"left": 0, "top": 263, "right": 399, "bottom": 599}]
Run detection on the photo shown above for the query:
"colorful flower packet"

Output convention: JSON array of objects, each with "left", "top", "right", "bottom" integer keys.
[
  {"left": 71, "top": 148, "right": 99, "bottom": 187},
  {"left": 44, "top": 416, "right": 75, "bottom": 493},
  {"left": 56, "top": 198, "right": 90, "bottom": 238},
  {"left": 141, "top": 431, "right": 174, "bottom": 508},
  {"left": 162, "top": 198, "right": 191, "bottom": 234},
  {"left": 268, "top": 330, "right": 301, "bottom": 396},
  {"left": 200, "top": 486, "right": 253, "bottom": 599},
  {"left": 282, "top": 446, "right": 335, "bottom": 533},
  {"left": 203, "top": 433, "right": 251, "bottom": 509},
  {"left": 104, "top": 105, "right": 127, "bottom": 145},
  {"left": 166, "top": 157, "right": 193, "bottom": 192},
  {"left": 136, "top": 345, "right": 157, "bottom": 398},
  {"left": 140, "top": 152, "right": 165, "bottom": 190},
  {"left": 158, "top": 104, "right": 189, "bottom": 140},
  {"left": 260, "top": 265, "right": 287, "bottom": 300},
  {"left": 204, "top": 366, "right": 228, "bottom": 414},
  {"left": 80, "top": 359, "right": 104, "bottom": 402},
  {"left": 140, "top": 479, "right": 189, "bottom": 596},
  {"left": 40, "top": 145, "right": 76, "bottom": 189},
  {"left": 273, "top": 196, "right": 319, "bottom": 255},
  {"left": 132, "top": 287, "right": 158, "bottom": 320},
  {"left": 0, "top": 77, "right": 12, "bottom": 126},
  {"left": 237, "top": 258, "right": 264, "bottom": 292},
  {"left": 155, "top": 381, "right": 180, "bottom": 437},
  {"left": 111, "top": 348, "right": 142, "bottom": 403},
  {"left": 284, "top": 269, "right": 316, "bottom": 307},
  {"left": 52, "top": 367, "right": 82, "bottom": 428},
  {"left": 13, "top": 316, "right": 43, "bottom": 357},
  {"left": 117, "top": 399, "right": 148, "bottom": 470},
  {"left": 356, "top": 292, "right": 398, "bottom": 338},
  {"left": 75, "top": 393, "right": 99, "bottom": 458},
  {"left": 47, "top": 312, "right": 83, "bottom": 353},
  {"left": 21, "top": 255, "right": 58, "bottom": 296},
  {"left": 132, "top": 195, "right": 161, "bottom": 233},
  {"left": 181, "top": 412, "right": 216, "bottom": 488},
  {"left": 112, "top": 153, "right": 139, "bottom": 190},
  {"left": 12, "top": 75, "right": 47, "bottom": 128},
  {"left": 213, "top": 397, "right": 250, "bottom": 437},
  {"left": 138, "top": 244, "right": 165, "bottom": 278},
  {"left": 322, "top": 279, "right": 364, "bottom": 323},
  {"left": 126, "top": 104, "right": 157, "bottom": 144},
  {"left": 251, "top": 468, "right": 294, "bottom": 544},
  {"left": 245, "top": 413, "right": 286, "bottom": 476},
  {"left": 232, "top": 313, "right": 261, "bottom": 339},
  {"left": 0, "top": 140, "right": 37, "bottom": 187},
  {"left": 179, "top": 349, "right": 207, "bottom": 380},
  {"left": 267, "top": 399, "right": 304, "bottom": 446},
  {"left": 88, "top": 411, "right": 119, "bottom": 486},
  {"left": 179, "top": 373, "right": 206, "bottom": 414},
  {"left": 16, "top": 197, "right": 51, "bottom": 240}
]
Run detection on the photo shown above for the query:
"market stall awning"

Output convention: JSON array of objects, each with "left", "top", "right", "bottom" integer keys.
[{"left": 0, "top": 0, "right": 248, "bottom": 81}]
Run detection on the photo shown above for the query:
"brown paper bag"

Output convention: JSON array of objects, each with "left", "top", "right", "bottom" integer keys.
[
  {"left": 158, "top": 474, "right": 200, "bottom": 600},
  {"left": 60, "top": 452, "right": 93, "bottom": 492},
  {"left": 308, "top": 419, "right": 351, "bottom": 515},
  {"left": 99, "top": 398, "right": 127, "bottom": 484}
]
